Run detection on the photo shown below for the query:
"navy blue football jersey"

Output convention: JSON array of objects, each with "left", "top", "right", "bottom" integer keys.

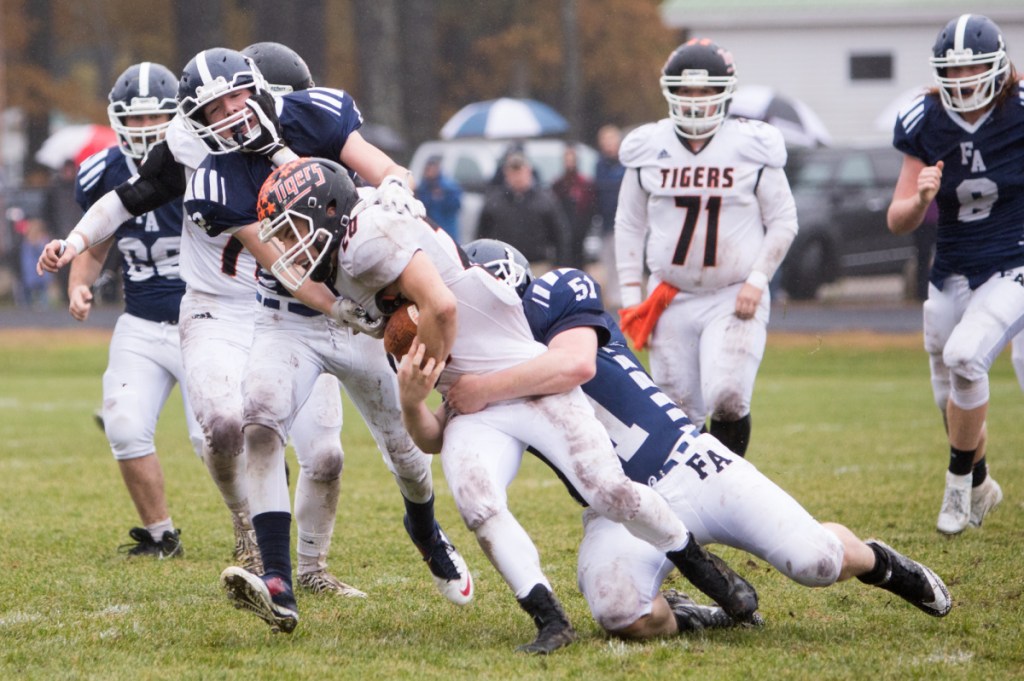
[
  {"left": 185, "top": 86, "right": 362, "bottom": 237},
  {"left": 184, "top": 87, "right": 362, "bottom": 307},
  {"left": 76, "top": 147, "right": 185, "bottom": 323},
  {"left": 523, "top": 268, "right": 696, "bottom": 484},
  {"left": 893, "top": 86, "right": 1024, "bottom": 289}
]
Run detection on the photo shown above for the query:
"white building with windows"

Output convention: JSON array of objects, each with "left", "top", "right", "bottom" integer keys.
[{"left": 659, "top": 1, "right": 1024, "bottom": 144}]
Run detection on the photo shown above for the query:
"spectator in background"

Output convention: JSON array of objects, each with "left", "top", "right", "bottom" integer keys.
[
  {"left": 19, "top": 218, "right": 53, "bottom": 308},
  {"left": 552, "top": 146, "right": 596, "bottom": 269},
  {"left": 416, "top": 155, "right": 463, "bottom": 243},
  {"left": 594, "top": 125, "right": 625, "bottom": 307},
  {"left": 477, "top": 151, "right": 570, "bottom": 274}
]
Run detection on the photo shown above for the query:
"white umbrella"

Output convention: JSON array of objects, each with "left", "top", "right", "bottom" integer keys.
[
  {"left": 440, "top": 98, "right": 569, "bottom": 140},
  {"left": 35, "top": 124, "right": 118, "bottom": 169},
  {"left": 729, "top": 85, "right": 831, "bottom": 148}
]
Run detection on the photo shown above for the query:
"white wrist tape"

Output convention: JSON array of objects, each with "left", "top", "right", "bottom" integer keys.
[
  {"left": 65, "top": 232, "right": 87, "bottom": 254},
  {"left": 74, "top": 191, "right": 133, "bottom": 247}
]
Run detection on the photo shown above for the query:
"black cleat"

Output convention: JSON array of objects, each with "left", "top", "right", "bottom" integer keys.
[
  {"left": 663, "top": 589, "right": 764, "bottom": 632},
  {"left": 117, "top": 527, "right": 183, "bottom": 559},
  {"left": 516, "top": 584, "right": 577, "bottom": 654},
  {"left": 860, "top": 540, "right": 952, "bottom": 617},
  {"left": 668, "top": 534, "right": 758, "bottom": 623}
]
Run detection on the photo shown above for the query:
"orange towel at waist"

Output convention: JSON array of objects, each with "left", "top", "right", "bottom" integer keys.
[{"left": 618, "top": 282, "right": 679, "bottom": 350}]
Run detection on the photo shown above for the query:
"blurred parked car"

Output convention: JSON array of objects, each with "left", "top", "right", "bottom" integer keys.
[
  {"left": 408, "top": 138, "right": 598, "bottom": 243},
  {"left": 780, "top": 145, "right": 912, "bottom": 300}
]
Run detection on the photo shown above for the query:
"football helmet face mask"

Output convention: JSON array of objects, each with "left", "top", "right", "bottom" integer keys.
[
  {"left": 107, "top": 62, "right": 178, "bottom": 159},
  {"left": 177, "top": 47, "right": 269, "bottom": 154},
  {"left": 660, "top": 39, "right": 737, "bottom": 140},
  {"left": 463, "top": 238, "right": 533, "bottom": 298},
  {"left": 930, "top": 14, "right": 1009, "bottom": 113},
  {"left": 257, "top": 157, "right": 359, "bottom": 292},
  {"left": 241, "top": 42, "right": 315, "bottom": 94}
]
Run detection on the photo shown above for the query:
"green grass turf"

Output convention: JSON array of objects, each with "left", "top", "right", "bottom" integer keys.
[{"left": 0, "top": 330, "right": 1021, "bottom": 680}]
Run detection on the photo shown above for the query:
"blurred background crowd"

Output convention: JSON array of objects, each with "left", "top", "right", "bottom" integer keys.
[{"left": 1, "top": 0, "right": 1021, "bottom": 312}]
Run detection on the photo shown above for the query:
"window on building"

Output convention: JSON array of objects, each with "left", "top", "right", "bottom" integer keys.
[{"left": 850, "top": 54, "right": 893, "bottom": 81}]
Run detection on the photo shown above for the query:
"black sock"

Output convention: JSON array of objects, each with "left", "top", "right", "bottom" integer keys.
[
  {"left": 403, "top": 494, "right": 437, "bottom": 544},
  {"left": 948, "top": 446, "right": 975, "bottom": 476},
  {"left": 709, "top": 414, "right": 751, "bottom": 457},
  {"left": 856, "top": 542, "right": 890, "bottom": 586},
  {"left": 972, "top": 457, "right": 988, "bottom": 487},
  {"left": 252, "top": 511, "right": 293, "bottom": 586}
]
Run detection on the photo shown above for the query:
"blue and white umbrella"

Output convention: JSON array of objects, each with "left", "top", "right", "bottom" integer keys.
[{"left": 440, "top": 97, "right": 569, "bottom": 140}]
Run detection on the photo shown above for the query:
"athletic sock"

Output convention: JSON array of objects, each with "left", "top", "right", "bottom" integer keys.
[
  {"left": 403, "top": 494, "right": 437, "bottom": 544},
  {"left": 971, "top": 456, "right": 988, "bottom": 488},
  {"left": 252, "top": 511, "right": 293, "bottom": 586},
  {"left": 709, "top": 414, "right": 751, "bottom": 457},
  {"left": 146, "top": 518, "right": 174, "bottom": 542},
  {"left": 856, "top": 541, "right": 890, "bottom": 585},
  {"left": 948, "top": 446, "right": 975, "bottom": 476}
]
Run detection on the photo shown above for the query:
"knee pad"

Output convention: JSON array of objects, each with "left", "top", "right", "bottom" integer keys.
[
  {"left": 949, "top": 372, "right": 989, "bottom": 410},
  {"left": 204, "top": 409, "right": 245, "bottom": 460},
  {"left": 105, "top": 413, "right": 154, "bottom": 460},
  {"left": 776, "top": 530, "right": 843, "bottom": 588},
  {"left": 300, "top": 445, "right": 344, "bottom": 482}
]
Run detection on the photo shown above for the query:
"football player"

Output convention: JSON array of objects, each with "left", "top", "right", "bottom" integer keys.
[
  {"left": 69, "top": 61, "right": 201, "bottom": 558},
  {"left": 450, "top": 239, "right": 952, "bottom": 639},
  {"left": 888, "top": 14, "right": 1017, "bottom": 534},
  {"left": 255, "top": 157, "right": 762, "bottom": 654},
  {"left": 174, "top": 48, "right": 468, "bottom": 632},
  {"left": 614, "top": 39, "right": 799, "bottom": 458}
]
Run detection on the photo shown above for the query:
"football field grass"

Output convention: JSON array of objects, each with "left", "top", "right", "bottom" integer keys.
[{"left": 1, "top": 328, "right": 1021, "bottom": 680}]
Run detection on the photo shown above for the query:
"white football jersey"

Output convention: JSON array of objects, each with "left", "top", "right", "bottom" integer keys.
[
  {"left": 334, "top": 201, "right": 545, "bottom": 390},
  {"left": 167, "top": 117, "right": 258, "bottom": 299},
  {"left": 616, "top": 117, "right": 797, "bottom": 293}
]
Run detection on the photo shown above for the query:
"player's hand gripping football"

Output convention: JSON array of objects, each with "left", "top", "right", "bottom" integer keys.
[
  {"left": 373, "top": 175, "right": 426, "bottom": 218},
  {"left": 237, "top": 91, "right": 298, "bottom": 165},
  {"left": 397, "top": 339, "right": 446, "bottom": 411},
  {"left": 328, "top": 297, "right": 386, "bottom": 338}
]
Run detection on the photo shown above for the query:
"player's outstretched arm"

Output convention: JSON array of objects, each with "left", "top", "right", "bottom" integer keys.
[{"left": 36, "top": 191, "right": 134, "bottom": 275}]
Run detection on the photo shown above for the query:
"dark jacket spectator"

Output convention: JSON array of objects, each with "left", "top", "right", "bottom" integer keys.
[
  {"left": 552, "top": 147, "right": 596, "bottom": 269},
  {"left": 593, "top": 125, "right": 625, "bottom": 234},
  {"left": 477, "top": 152, "right": 570, "bottom": 268}
]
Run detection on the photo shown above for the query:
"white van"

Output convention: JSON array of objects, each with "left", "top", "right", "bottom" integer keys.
[{"left": 408, "top": 138, "right": 598, "bottom": 243}]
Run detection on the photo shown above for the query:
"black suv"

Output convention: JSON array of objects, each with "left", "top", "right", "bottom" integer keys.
[{"left": 780, "top": 145, "right": 914, "bottom": 300}]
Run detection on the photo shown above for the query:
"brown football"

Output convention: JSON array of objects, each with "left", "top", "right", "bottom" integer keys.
[{"left": 383, "top": 302, "right": 420, "bottom": 359}]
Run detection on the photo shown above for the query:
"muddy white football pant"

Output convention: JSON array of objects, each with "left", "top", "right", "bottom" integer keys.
[
  {"left": 103, "top": 312, "right": 202, "bottom": 460},
  {"left": 241, "top": 304, "right": 434, "bottom": 519},
  {"left": 578, "top": 432, "right": 843, "bottom": 632},
  {"left": 440, "top": 388, "right": 689, "bottom": 600},
  {"left": 647, "top": 282, "right": 769, "bottom": 430},
  {"left": 923, "top": 269, "right": 1024, "bottom": 411}
]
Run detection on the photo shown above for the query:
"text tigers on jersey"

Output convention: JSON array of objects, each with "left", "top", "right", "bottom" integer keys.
[{"left": 659, "top": 166, "right": 734, "bottom": 189}]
